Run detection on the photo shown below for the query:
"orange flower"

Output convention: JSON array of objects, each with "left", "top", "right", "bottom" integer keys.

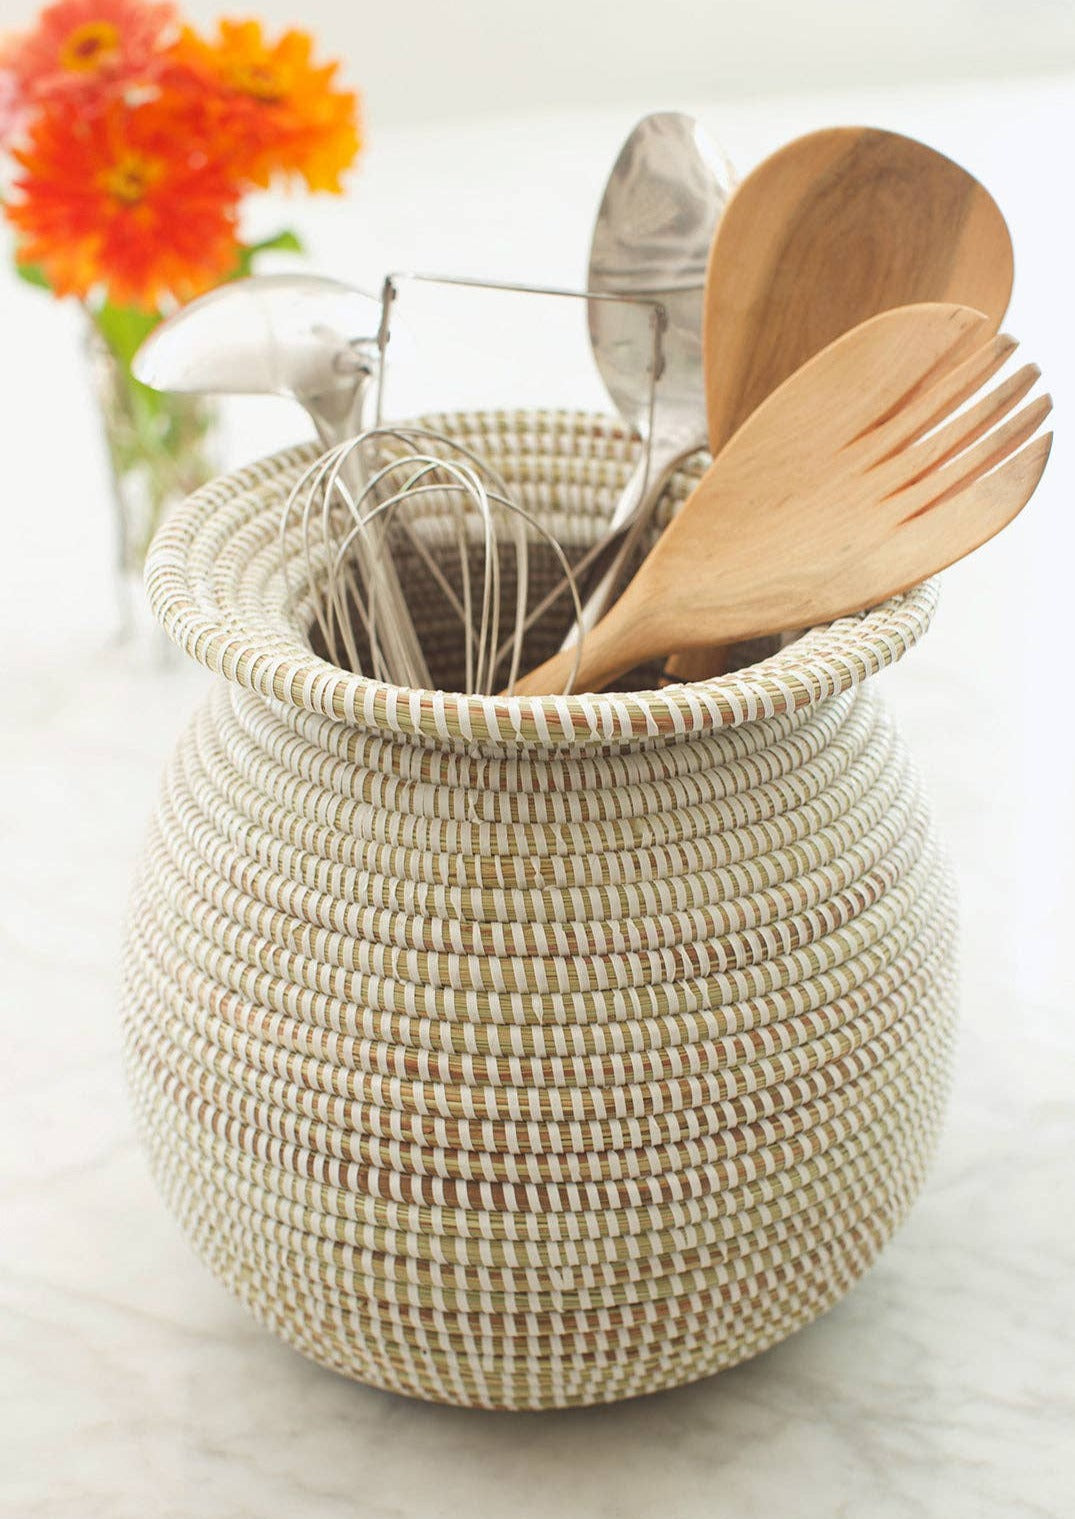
[
  {"left": 7, "top": 91, "right": 241, "bottom": 305},
  {"left": 0, "top": 67, "right": 20, "bottom": 141},
  {"left": 170, "top": 19, "right": 360, "bottom": 193},
  {"left": 0, "top": 0, "right": 177, "bottom": 114}
]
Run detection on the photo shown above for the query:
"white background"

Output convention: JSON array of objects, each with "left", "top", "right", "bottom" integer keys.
[{"left": 5, "top": 0, "right": 1075, "bottom": 124}]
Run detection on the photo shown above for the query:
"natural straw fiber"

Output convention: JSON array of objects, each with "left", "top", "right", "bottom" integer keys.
[{"left": 122, "top": 409, "right": 958, "bottom": 1409}]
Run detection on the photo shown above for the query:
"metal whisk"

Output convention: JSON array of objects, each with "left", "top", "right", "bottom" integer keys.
[{"left": 280, "top": 424, "right": 584, "bottom": 695}]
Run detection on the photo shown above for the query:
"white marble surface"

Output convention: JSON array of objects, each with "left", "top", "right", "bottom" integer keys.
[{"left": 3, "top": 76, "right": 1075, "bottom": 1519}]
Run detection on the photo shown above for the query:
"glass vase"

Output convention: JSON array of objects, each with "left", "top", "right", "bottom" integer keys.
[{"left": 84, "top": 319, "right": 220, "bottom": 656}]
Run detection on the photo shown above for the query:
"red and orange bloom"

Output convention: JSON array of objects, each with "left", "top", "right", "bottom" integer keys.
[
  {"left": 169, "top": 19, "right": 360, "bottom": 193},
  {"left": 1, "top": 2, "right": 361, "bottom": 316},
  {"left": 0, "top": 67, "right": 21, "bottom": 141},
  {"left": 0, "top": 0, "right": 177, "bottom": 113},
  {"left": 8, "top": 91, "right": 240, "bottom": 305}
]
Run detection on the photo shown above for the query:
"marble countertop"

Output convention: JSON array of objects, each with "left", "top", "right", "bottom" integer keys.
[{"left": 3, "top": 75, "right": 1074, "bottom": 1519}]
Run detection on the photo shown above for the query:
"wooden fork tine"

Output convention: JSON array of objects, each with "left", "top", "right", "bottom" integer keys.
[
  {"left": 877, "top": 364, "right": 1041, "bottom": 497},
  {"left": 863, "top": 332, "right": 1018, "bottom": 465},
  {"left": 888, "top": 394, "right": 1052, "bottom": 523},
  {"left": 893, "top": 433, "right": 1053, "bottom": 577}
]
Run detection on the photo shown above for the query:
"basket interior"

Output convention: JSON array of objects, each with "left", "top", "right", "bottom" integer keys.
[
  {"left": 300, "top": 458, "right": 787, "bottom": 695},
  {"left": 146, "top": 411, "right": 940, "bottom": 746}
]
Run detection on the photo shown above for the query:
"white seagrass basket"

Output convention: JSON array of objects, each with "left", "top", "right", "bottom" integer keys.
[{"left": 122, "top": 409, "right": 958, "bottom": 1410}]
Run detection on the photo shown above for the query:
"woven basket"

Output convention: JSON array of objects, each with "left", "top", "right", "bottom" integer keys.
[{"left": 122, "top": 409, "right": 959, "bottom": 1410}]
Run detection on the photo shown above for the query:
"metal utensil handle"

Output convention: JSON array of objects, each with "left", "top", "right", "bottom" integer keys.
[{"left": 558, "top": 437, "right": 695, "bottom": 649}]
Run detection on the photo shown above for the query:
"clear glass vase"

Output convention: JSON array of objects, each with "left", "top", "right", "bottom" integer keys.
[{"left": 84, "top": 319, "right": 219, "bottom": 656}]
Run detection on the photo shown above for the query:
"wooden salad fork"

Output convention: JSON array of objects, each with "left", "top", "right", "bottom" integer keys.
[
  {"left": 664, "top": 124, "right": 1016, "bottom": 682},
  {"left": 509, "top": 303, "right": 1051, "bottom": 698}
]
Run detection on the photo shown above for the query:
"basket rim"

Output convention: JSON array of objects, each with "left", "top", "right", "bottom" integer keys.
[{"left": 145, "top": 412, "right": 939, "bottom": 748}]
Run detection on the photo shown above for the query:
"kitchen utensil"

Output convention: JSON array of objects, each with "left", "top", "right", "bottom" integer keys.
[
  {"left": 559, "top": 112, "right": 735, "bottom": 647},
  {"left": 666, "top": 124, "right": 1015, "bottom": 681},
  {"left": 133, "top": 273, "right": 432, "bottom": 687},
  {"left": 511, "top": 304, "right": 1051, "bottom": 697},
  {"left": 282, "top": 424, "right": 583, "bottom": 696},
  {"left": 133, "top": 272, "right": 384, "bottom": 444},
  {"left": 374, "top": 269, "right": 674, "bottom": 674}
]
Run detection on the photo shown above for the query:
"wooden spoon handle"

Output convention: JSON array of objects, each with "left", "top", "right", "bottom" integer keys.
[
  {"left": 663, "top": 644, "right": 732, "bottom": 681},
  {"left": 664, "top": 634, "right": 794, "bottom": 681},
  {"left": 508, "top": 591, "right": 660, "bottom": 697}
]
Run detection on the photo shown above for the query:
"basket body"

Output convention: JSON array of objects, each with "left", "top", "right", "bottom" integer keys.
[{"left": 122, "top": 411, "right": 958, "bottom": 1410}]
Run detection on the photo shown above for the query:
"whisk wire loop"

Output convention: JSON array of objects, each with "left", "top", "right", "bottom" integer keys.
[{"left": 280, "top": 424, "right": 585, "bottom": 696}]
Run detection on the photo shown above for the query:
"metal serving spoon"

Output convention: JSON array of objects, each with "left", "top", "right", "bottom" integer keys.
[
  {"left": 559, "top": 112, "right": 735, "bottom": 648},
  {"left": 134, "top": 273, "right": 432, "bottom": 687},
  {"left": 134, "top": 273, "right": 384, "bottom": 447}
]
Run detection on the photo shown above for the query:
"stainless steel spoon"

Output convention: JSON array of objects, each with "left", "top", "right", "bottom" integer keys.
[
  {"left": 133, "top": 273, "right": 432, "bottom": 687},
  {"left": 561, "top": 112, "right": 735, "bottom": 648}
]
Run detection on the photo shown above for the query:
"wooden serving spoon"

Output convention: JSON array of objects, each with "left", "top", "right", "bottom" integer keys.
[
  {"left": 510, "top": 304, "right": 1050, "bottom": 698},
  {"left": 664, "top": 124, "right": 1015, "bottom": 682}
]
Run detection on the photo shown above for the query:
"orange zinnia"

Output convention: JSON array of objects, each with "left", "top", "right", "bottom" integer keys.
[
  {"left": 0, "top": 0, "right": 177, "bottom": 113},
  {"left": 0, "top": 67, "right": 20, "bottom": 142},
  {"left": 8, "top": 91, "right": 241, "bottom": 305},
  {"left": 170, "top": 18, "right": 360, "bottom": 193}
]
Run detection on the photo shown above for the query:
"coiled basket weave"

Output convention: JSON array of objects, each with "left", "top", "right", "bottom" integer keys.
[{"left": 123, "top": 409, "right": 959, "bottom": 1410}]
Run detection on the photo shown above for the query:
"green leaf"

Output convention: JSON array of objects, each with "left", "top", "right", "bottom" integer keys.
[
  {"left": 233, "top": 228, "right": 304, "bottom": 280},
  {"left": 91, "top": 301, "right": 163, "bottom": 373},
  {"left": 15, "top": 262, "right": 52, "bottom": 291}
]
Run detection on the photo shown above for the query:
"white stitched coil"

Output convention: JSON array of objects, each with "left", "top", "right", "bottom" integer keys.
[{"left": 124, "top": 410, "right": 959, "bottom": 1409}]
